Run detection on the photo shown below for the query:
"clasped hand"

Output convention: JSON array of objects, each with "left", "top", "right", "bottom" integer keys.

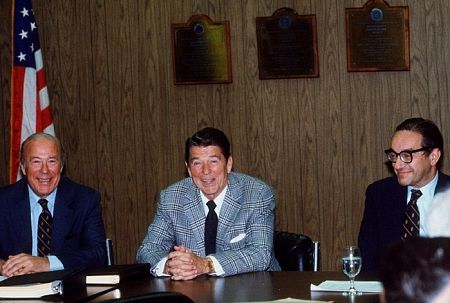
[
  {"left": 164, "top": 245, "right": 209, "bottom": 280},
  {"left": 0, "top": 254, "right": 50, "bottom": 277}
]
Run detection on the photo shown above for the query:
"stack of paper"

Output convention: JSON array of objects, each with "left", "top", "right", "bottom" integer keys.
[{"left": 310, "top": 280, "right": 383, "bottom": 293}]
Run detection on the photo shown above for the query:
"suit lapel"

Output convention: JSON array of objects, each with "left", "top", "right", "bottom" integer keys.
[
  {"left": 435, "top": 172, "right": 450, "bottom": 194},
  {"left": 216, "top": 173, "right": 242, "bottom": 248},
  {"left": 183, "top": 190, "right": 207, "bottom": 252},
  {"left": 183, "top": 173, "right": 243, "bottom": 253},
  {"left": 13, "top": 179, "right": 33, "bottom": 253},
  {"left": 51, "top": 179, "right": 74, "bottom": 253},
  {"left": 393, "top": 182, "right": 408, "bottom": 223}
]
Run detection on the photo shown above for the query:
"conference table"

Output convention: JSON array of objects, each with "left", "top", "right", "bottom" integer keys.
[
  {"left": 83, "top": 270, "right": 381, "bottom": 303},
  {"left": 1, "top": 270, "right": 381, "bottom": 302}
]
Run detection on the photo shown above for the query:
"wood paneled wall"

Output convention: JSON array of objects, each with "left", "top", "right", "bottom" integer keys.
[{"left": 0, "top": 0, "right": 449, "bottom": 270}]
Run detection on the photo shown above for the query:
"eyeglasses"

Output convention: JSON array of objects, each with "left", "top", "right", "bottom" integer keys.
[{"left": 384, "top": 147, "right": 431, "bottom": 164}]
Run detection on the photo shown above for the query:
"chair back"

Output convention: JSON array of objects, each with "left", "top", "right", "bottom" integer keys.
[
  {"left": 106, "top": 238, "right": 114, "bottom": 265},
  {"left": 274, "top": 231, "right": 320, "bottom": 271}
]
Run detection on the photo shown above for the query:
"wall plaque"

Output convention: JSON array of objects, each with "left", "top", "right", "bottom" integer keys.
[
  {"left": 256, "top": 8, "right": 319, "bottom": 79},
  {"left": 171, "top": 15, "right": 232, "bottom": 85},
  {"left": 345, "top": 0, "right": 410, "bottom": 72}
]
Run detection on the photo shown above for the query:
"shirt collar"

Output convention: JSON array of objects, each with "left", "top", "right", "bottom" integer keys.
[
  {"left": 407, "top": 171, "right": 438, "bottom": 201},
  {"left": 200, "top": 185, "right": 228, "bottom": 214},
  {"left": 27, "top": 185, "right": 58, "bottom": 210}
]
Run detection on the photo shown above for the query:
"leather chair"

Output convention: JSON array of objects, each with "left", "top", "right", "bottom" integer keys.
[
  {"left": 103, "top": 291, "right": 194, "bottom": 303},
  {"left": 274, "top": 230, "right": 320, "bottom": 271}
]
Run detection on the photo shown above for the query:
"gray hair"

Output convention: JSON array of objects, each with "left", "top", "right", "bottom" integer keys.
[{"left": 20, "top": 132, "right": 65, "bottom": 166}]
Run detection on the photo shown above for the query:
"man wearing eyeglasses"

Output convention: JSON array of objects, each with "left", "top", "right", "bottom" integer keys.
[{"left": 358, "top": 117, "right": 450, "bottom": 272}]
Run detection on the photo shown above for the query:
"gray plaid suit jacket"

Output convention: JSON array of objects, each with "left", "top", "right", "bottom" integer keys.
[{"left": 136, "top": 172, "right": 281, "bottom": 276}]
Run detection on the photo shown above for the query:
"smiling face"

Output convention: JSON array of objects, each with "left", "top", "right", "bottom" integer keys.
[
  {"left": 186, "top": 145, "right": 233, "bottom": 200},
  {"left": 390, "top": 130, "right": 440, "bottom": 188},
  {"left": 20, "top": 137, "right": 63, "bottom": 197}
]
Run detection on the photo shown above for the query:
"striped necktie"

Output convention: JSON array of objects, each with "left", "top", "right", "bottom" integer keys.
[
  {"left": 37, "top": 199, "right": 52, "bottom": 256},
  {"left": 401, "top": 189, "right": 422, "bottom": 241}
]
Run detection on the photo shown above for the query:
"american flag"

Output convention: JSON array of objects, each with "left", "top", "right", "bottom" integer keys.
[{"left": 10, "top": 0, "right": 55, "bottom": 183}]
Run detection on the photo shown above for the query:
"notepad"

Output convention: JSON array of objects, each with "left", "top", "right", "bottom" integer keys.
[{"left": 310, "top": 280, "right": 383, "bottom": 293}]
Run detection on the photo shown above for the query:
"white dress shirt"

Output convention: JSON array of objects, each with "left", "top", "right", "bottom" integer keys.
[{"left": 407, "top": 172, "right": 438, "bottom": 236}]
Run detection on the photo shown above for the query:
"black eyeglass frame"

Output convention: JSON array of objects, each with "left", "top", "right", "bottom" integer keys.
[{"left": 384, "top": 146, "right": 432, "bottom": 164}]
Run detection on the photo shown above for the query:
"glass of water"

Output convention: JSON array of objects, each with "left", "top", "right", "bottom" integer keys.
[{"left": 342, "top": 246, "right": 362, "bottom": 295}]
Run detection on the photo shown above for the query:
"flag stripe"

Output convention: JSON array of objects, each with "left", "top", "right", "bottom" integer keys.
[
  {"left": 10, "top": 67, "right": 25, "bottom": 181},
  {"left": 36, "top": 67, "right": 46, "bottom": 92},
  {"left": 10, "top": 0, "right": 55, "bottom": 183}
]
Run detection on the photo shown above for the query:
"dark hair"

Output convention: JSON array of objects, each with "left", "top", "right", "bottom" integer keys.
[
  {"left": 185, "top": 127, "right": 231, "bottom": 163},
  {"left": 379, "top": 237, "right": 450, "bottom": 303},
  {"left": 395, "top": 118, "right": 444, "bottom": 153}
]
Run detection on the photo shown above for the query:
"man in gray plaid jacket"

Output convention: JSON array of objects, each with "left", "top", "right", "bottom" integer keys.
[{"left": 137, "top": 127, "right": 280, "bottom": 280}]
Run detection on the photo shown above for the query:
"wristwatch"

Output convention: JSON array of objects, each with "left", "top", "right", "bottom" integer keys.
[{"left": 206, "top": 257, "right": 215, "bottom": 273}]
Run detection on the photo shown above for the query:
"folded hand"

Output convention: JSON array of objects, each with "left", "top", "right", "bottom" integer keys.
[
  {"left": 1, "top": 253, "right": 50, "bottom": 277},
  {"left": 165, "top": 245, "right": 208, "bottom": 280}
]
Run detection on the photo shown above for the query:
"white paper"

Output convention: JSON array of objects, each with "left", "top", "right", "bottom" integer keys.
[
  {"left": 233, "top": 298, "right": 331, "bottom": 303},
  {"left": 310, "top": 280, "right": 383, "bottom": 293}
]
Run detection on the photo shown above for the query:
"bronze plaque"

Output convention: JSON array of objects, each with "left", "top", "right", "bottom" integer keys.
[
  {"left": 345, "top": 0, "right": 410, "bottom": 72},
  {"left": 171, "top": 15, "right": 232, "bottom": 85},
  {"left": 256, "top": 8, "right": 319, "bottom": 79}
]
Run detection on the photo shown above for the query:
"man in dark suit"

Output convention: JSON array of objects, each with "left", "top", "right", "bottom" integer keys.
[
  {"left": 137, "top": 127, "right": 280, "bottom": 280},
  {"left": 358, "top": 118, "right": 450, "bottom": 272},
  {"left": 0, "top": 133, "right": 106, "bottom": 276}
]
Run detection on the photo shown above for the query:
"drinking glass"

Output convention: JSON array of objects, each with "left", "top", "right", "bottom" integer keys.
[{"left": 341, "top": 246, "right": 362, "bottom": 295}]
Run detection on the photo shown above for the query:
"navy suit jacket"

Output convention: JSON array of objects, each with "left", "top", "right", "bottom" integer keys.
[
  {"left": 136, "top": 172, "right": 280, "bottom": 276},
  {"left": 358, "top": 171, "right": 450, "bottom": 272},
  {"left": 0, "top": 177, "right": 107, "bottom": 269}
]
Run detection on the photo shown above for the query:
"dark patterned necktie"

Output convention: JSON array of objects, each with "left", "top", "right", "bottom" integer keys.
[
  {"left": 401, "top": 189, "right": 422, "bottom": 241},
  {"left": 37, "top": 199, "right": 52, "bottom": 256},
  {"left": 205, "top": 200, "right": 218, "bottom": 255}
]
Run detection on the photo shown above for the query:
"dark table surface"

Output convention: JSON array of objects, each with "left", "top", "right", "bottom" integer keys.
[
  {"left": 0, "top": 270, "right": 381, "bottom": 302},
  {"left": 89, "top": 271, "right": 382, "bottom": 303}
]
